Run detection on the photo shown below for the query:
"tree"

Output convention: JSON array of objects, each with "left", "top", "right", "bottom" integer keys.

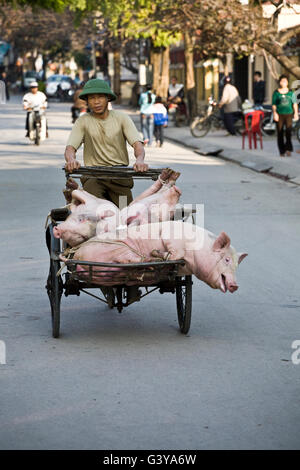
[
  {"left": 0, "top": 0, "right": 82, "bottom": 11},
  {"left": 0, "top": 1, "right": 95, "bottom": 76},
  {"left": 159, "top": 0, "right": 300, "bottom": 79}
]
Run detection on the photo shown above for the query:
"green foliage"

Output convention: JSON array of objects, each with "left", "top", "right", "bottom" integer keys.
[
  {"left": 1, "top": 0, "right": 86, "bottom": 12},
  {"left": 69, "top": 0, "right": 183, "bottom": 47},
  {"left": 73, "top": 50, "right": 92, "bottom": 70}
]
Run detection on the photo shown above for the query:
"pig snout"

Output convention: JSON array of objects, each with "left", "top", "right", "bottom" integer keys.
[
  {"left": 53, "top": 225, "right": 61, "bottom": 238},
  {"left": 219, "top": 274, "right": 238, "bottom": 293},
  {"left": 228, "top": 283, "right": 238, "bottom": 293}
]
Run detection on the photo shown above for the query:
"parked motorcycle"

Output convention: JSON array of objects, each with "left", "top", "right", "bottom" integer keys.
[
  {"left": 258, "top": 105, "right": 300, "bottom": 141},
  {"left": 190, "top": 96, "right": 244, "bottom": 137},
  {"left": 28, "top": 104, "right": 47, "bottom": 145}
]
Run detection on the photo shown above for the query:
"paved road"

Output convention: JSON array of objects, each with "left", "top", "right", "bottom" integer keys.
[{"left": 0, "top": 96, "right": 300, "bottom": 450}]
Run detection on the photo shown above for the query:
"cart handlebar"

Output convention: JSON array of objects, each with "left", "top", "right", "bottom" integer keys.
[{"left": 64, "top": 166, "right": 163, "bottom": 180}]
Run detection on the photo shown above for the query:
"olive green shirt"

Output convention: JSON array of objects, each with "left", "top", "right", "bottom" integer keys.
[{"left": 67, "top": 110, "right": 143, "bottom": 166}]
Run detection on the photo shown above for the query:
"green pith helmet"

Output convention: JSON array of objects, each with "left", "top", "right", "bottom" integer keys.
[{"left": 79, "top": 79, "right": 116, "bottom": 101}]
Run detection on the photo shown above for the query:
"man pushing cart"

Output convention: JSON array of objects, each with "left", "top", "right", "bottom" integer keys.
[{"left": 64, "top": 78, "right": 148, "bottom": 206}]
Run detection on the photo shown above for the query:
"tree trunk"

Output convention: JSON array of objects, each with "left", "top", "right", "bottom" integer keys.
[
  {"left": 156, "top": 46, "right": 170, "bottom": 100},
  {"left": 150, "top": 46, "right": 162, "bottom": 92},
  {"left": 259, "top": 39, "right": 300, "bottom": 79},
  {"left": 184, "top": 32, "right": 197, "bottom": 120},
  {"left": 113, "top": 49, "right": 121, "bottom": 104}
]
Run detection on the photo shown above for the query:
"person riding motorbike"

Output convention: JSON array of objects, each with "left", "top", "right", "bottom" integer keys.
[
  {"left": 167, "top": 76, "right": 187, "bottom": 122},
  {"left": 71, "top": 81, "right": 87, "bottom": 123},
  {"left": 23, "top": 81, "right": 48, "bottom": 138}
]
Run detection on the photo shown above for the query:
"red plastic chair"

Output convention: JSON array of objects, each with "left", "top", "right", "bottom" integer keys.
[{"left": 242, "top": 110, "right": 264, "bottom": 150}]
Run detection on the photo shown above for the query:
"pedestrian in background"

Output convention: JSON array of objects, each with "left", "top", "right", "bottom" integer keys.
[
  {"left": 139, "top": 84, "right": 156, "bottom": 146},
  {"left": 1, "top": 71, "right": 10, "bottom": 101},
  {"left": 71, "top": 81, "right": 87, "bottom": 123},
  {"left": 153, "top": 96, "right": 168, "bottom": 147},
  {"left": 272, "top": 74, "right": 298, "bottom": 157},
  {"left": 218, "top": 76, "right": 241, "bottom": 135},
  {"left": 253, "top": 71, "right": 265, "bottom": 107}
]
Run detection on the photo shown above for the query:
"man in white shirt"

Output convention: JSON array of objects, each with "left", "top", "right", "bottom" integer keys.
[
  {"left": 167, "top": 76, "right": 184, "bottom": 104},
  {"left": 218, "top": 76, "right": 241, "bottom": 135},
  {"left": 23, "top": 81, "right": 48, "bottom": 137}
]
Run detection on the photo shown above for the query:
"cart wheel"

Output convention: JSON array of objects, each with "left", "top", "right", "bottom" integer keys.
[
  {"left": 49, "top": 259, "right": 63, "bottom": 338},
  {"left": 116, "top": 286, "right": 123, "bottom": 313},
  {"left": 46, "top": 225, "right": 63, "bottom": 338},
  {"left": 102, "top": 287, "right": 115, "bottom": 309},
  {"left": 176, "top": 275, "right": 192, "bottom": 334},
  {"left": 100, "top": 287, "right": 115, "bottom": 309}
]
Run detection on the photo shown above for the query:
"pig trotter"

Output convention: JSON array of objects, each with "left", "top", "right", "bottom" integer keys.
[
  {"left": 63, "top": 178, "right": 79, "bottom": 203},
  {"left": 66, "top": 177, "right": 79, "bottom": 191},
  {"left": 159, "top": 168, "right": 181, "bottom": 186},
  {"left": 150, "top": 249, "right": 171, "bottom": 261},
  {"left": 63, "top": 188, "right": 73, "bottom": 204}
]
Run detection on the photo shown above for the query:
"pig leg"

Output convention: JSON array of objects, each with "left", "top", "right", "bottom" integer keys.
[
  {"left": 150, "top": 249, "right": 171, "bottom": 260},
  {"left": 63, "top": 177, "right": 79, "bottom": 204},
  {"left": 63, "top": 189, "right": 73, "bottom": 204},
  {"left": 167, "top": 171, "right": 181, "bottom": 185},
  {"left": 128, "top": 168, "right": 174, "bottom": 206},
  {"left": 161, "top": 238, "right": 186, "bottom": 261},
  {"left": 66, "top": 177, "right": 79, "bottom": 191}
]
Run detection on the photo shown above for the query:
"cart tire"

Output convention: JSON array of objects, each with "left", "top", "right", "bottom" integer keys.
[
  {"left": 49, "top": 259, "right": 62, "bottom": 338},
  {"left": 46, "top": 224, "right": 63, "bottom": 338},
  {"left": 106, "top": 287, "right": 115, "bottom": 309},
  {"left": 176, "top": 275, "right": 192, "bottom": 334}
]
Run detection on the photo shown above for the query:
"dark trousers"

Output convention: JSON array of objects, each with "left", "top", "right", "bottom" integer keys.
[
  {"left": 81, "top": 177, "right": 134, "bottom": 208},
  {"left": 154, "top": 124, "right": 164, "bottom": 144},
  {"left": 224, "top": 112, "right": 239, "bottom": 135},
  {"left": 277, "top": 113, "right": 293, "bottom": 155},
  {"left": 25, "top": 112, "right": 30, "bottom": 131}
]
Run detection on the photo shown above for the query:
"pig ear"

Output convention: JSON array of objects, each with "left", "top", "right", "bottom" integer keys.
[
  {"left": 126, "top": 212, "right": 141, "bottom": 226},
  {"left": 212, "top": 232, "right": 231, "bottom": 252},
  {"left": 97, "top": 209, "right": 115, "bottom": 220},
  {"left": 237, "top": 252, "right": 248, "bottom": 264}
]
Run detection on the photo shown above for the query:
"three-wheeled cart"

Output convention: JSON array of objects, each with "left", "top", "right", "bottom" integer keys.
[{"left": 45, "top": 167, "right": 195, "bottom": 338}]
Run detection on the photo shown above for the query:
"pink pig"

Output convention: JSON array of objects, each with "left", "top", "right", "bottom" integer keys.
[
  {"left": 72, "top": 221, "right": 247, "bottom": 293},
  {"left": 119, "top": 168, "right": 181, "bottom": 227},
  {"left": 53, "top": 190, "right": 118, "bottom": 246},
  {"left": 54, "top": 169, "right": 182, "bottom": 246}
]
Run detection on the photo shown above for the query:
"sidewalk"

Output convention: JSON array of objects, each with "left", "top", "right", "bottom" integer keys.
[
  {"left": 164, "top": 124, "right": 300, "bottom": 185},
  {"left": 126, "top": 106, "right": 300, "bottom": 186}
]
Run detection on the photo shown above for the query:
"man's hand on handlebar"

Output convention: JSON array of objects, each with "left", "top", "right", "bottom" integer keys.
[
  {"left": 65, "top": 158, "right": 81, "bottom": 172},
  {"left": 64, "top": 145, "right": 81, "bottom": 172},
  {"left": 133, "top": 158, "right": 148, "bottom": 172}
]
